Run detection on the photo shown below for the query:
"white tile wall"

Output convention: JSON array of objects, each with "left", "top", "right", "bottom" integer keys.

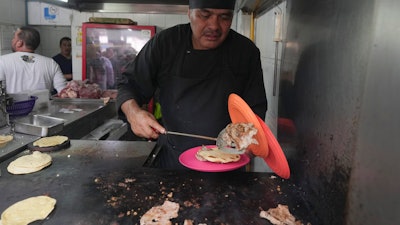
[
  {"left": 0, "top": 0, "right": 25, "bottom": 26},
  {"left": 250, "top": 2, "right": 287, "bottom": 172},
  {"left": 165, "top": 14, "right": 188, "bottom": 28},
  {"left": 33, "top": 26, "right": 72, "bottom": 57},
  {"left": 235, "top": 11, "right": 252, "bottom": 39},
  {"left": 0, "top": 0, "right": 26, "bottom": 55},
  {"left": 0, "top": 25, "right": 18, "bottom": 55}
]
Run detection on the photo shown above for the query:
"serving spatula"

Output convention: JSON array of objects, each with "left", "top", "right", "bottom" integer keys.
[{"left": 164, "top": 130, "right": 245, "bottom": 154}]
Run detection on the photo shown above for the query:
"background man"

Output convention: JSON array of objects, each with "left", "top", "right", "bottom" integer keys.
[
  {"left": 53, "top": 37, "right": 73, "bottom": 81},
  {"left": 0, "top": 26, "right": 66, "bottom": 94}
]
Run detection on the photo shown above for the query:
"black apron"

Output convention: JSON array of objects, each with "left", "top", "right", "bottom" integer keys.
[{"left": 153, "top": 45, "right": 239, "bottom": 169}]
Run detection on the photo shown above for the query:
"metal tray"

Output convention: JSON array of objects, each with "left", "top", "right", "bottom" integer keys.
[
  {"left": 51, "top": 96, "right": 107, "bottom": 104},
  {"left": 13, "top": 114, "right": 65, "bottom": 137}
]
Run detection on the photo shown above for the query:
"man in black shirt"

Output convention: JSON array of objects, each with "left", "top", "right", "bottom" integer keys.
[
  {"left": 117, "top": 0, "right": 267, "bottom": 169},
  {"left": 53, "top": 37, "right": 72, "bottom": 81}
]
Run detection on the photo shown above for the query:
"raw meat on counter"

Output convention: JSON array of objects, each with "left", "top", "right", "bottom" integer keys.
[{"left": 57, "top": 80, "right": 117, "bottom": 99}]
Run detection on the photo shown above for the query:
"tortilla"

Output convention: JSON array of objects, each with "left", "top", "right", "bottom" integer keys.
[
  {"left": 33, "top": 135, "right": 68, "bottom": 148},
  {"left": 140, "top": 200, "right": 179, "bottom": 225},
  {"left": 1, "top": 195, "right": 56, "bottom": 225},
  {"left": 7, "top": 151, "right": 52, "bottom": 175},
  {"left": 196, "top": 146, "right": 240, "bottom": 163},
  {"left": 0, "top": 135, "right": 13, "bottom": 148}
]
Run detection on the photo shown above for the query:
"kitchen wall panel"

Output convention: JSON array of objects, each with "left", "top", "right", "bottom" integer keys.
[
  {"left": 280, "top": 0, "right": 399, "bottom": 224},
  {"left": 280, "top": 0, "right": 374, "bottom": 223},
  {"left": 347, "top": 0, "right": 400, "bottom": 224}
]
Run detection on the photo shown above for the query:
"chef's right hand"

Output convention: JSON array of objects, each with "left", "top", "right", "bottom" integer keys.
[{"left": 121, "top": 99, "right": 165, "bottom": 139}]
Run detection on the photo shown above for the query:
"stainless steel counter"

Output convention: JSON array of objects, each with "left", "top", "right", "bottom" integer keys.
[
  {"left": 0, "top": 99, "right": 118, "bottom": 162},
  {"left": 36, "top": 98, "right": 117, "bottom": 138},
  {"left": 0, "top": 130, "right": 37, "bottom": 162}
]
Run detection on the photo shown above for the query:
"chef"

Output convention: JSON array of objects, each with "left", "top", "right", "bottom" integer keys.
[{"left": 117, "top": 0, "right": 267, "bottom": 169}]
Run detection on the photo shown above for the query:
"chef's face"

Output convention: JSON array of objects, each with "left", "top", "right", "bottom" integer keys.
[
  {"left": 60, "top": 39, "right": 72, "bottom": 56},
  {"left": 189, "top": 8, "right": 233, "bottom": 50}
]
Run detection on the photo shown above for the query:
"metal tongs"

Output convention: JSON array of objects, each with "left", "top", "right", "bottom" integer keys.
[{"left": 164, "top": 129, "right": 246, "bottom": 154}]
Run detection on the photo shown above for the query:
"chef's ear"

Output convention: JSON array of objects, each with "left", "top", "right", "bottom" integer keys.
[{"left": 16, "top": 39, "right": 23, "bottom": 48}]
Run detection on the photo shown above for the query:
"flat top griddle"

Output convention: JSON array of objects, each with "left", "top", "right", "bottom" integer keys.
[{"left": 0, "top": 140, "right": 318, "bottom": 225}]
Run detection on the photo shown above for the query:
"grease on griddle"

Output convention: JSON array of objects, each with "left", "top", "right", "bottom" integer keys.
[{"left": 93, "top": 172, "right": 203, "bottom": 223}]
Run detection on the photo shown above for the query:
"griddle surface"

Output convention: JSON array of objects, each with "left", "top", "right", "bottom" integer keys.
[{"left": 0, "top": 140, "right": 317, "bottom": 225}]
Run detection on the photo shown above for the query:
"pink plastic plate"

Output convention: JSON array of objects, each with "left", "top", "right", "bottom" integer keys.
[{"left": 179, "top": 145, "right": 250, "bottom": 172}]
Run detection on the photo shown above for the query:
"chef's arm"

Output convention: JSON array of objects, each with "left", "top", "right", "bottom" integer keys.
[{"left": 121, "top": 99, "right": 165, "bottom": 139}]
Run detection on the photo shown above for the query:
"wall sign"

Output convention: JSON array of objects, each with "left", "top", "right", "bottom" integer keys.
[
  {"left": 44, "top": 6, "right": 58, "bottom": 21},
  {"left": 27, "top": 2, "right": 72, "bottom": 26}
]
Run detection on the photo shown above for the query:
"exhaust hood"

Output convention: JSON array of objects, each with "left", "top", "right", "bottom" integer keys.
[
  {"left": 35, "top": 0, "right": 282, "bottom": 15},
  {"left": 35, "top": 0, "right": 189, "bottom": 14}
]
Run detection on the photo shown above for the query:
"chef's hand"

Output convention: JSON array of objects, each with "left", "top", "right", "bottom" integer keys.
[{"left": 121, "top": 99, "right": 165, "bottom": 139}]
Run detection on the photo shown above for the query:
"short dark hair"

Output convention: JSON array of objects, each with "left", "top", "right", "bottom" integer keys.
[
  {"left": 59, "top": 37, "right": 71, "bottom": 46},
  {"left": 18, "top": 26, "right": 41, "bottom": 50}
]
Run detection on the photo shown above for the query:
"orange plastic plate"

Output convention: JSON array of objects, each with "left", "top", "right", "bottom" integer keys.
[
  {"left": 256, "top": 116, "right": 290, "bottom": 179},
  {"left": 227, "top": 94, "right": 269, "bottom": 158}
]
